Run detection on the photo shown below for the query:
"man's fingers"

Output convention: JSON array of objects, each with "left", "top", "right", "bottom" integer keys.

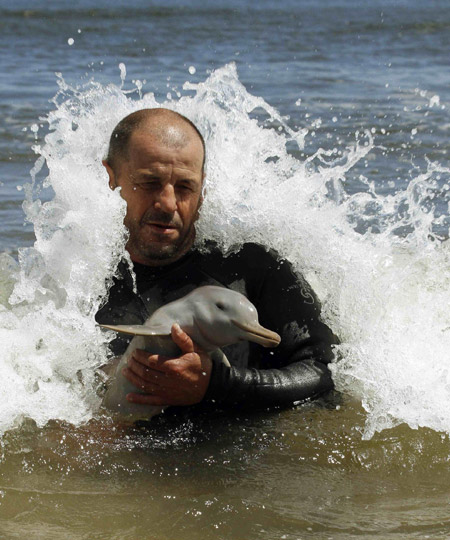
[
  {"left": 126, "top": 393, "right": 167, "bottom": 406},
  {"left": 122, "top": 367, "right": 159, "bottom": 393},
  {"left": 171, "top": 323, "right": 196, "bottom": 353},
  {"left": 127, "top": 358, "right": 165, "bottom": 383},
  {"left": 132, "top": 349, "right": 169, "bottom": 370},
  {"left": 128, "top": 353, "right": 190, "bottom": 380}
]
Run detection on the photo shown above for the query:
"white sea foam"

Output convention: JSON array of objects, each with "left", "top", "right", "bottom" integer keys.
[{"left": 0, "top": 63, "right": 449, "bottom": 438}]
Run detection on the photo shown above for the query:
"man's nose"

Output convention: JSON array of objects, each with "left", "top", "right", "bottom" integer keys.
[{"left": 155, "top": 184, "right": 177, "bottom": 213}]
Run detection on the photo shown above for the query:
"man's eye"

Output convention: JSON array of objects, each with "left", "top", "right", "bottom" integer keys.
[{"left": 138, "top": 181, "right": 159, "bottom": 189}]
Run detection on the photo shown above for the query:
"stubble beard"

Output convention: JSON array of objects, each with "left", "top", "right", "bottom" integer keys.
[{"left": 125, "top": 211, "right": 198, "bottom": 266}]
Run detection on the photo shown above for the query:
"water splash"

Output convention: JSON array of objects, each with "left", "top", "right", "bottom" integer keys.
[{"left": 0, "top": 63, "right": 449, "bottom": 438}]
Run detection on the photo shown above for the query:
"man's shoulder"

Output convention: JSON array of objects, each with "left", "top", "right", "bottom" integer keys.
[{"left": 192, "top": 241, "right": 288, "bottom": 297}]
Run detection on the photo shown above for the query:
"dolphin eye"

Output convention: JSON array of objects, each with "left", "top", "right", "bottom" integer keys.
[{"left": 216, "top": 302, "right": 225, "bottom": 310}]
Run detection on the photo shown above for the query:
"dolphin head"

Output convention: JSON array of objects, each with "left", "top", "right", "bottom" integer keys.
[
  {"left": 185, "top": 286, "right": 281, "bottom": 351},
  {"left": 99, "top": 286, "right": 281, "bottom": 352}
]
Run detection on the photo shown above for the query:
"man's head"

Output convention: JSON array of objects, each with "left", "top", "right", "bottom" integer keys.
[{"left": 103, "top": 108, "right": 205, "bottom": 266}]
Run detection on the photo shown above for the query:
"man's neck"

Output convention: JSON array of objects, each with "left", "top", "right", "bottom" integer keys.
[{"left": 130, "top": 245, "right": 195, "bottom": 268}]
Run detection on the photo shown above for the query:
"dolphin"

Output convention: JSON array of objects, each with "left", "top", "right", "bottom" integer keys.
[{"left": 100, "top": 285, "right": 281, "bottom": 421}]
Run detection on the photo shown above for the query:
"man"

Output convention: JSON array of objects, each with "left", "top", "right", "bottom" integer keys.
[{"left": 97, "top": 108, "right": 336, "bottom": 412}]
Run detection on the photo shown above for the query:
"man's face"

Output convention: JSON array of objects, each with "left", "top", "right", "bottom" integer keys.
[{"left": 107, "top": 129, "right": 204, "bottom": 265}]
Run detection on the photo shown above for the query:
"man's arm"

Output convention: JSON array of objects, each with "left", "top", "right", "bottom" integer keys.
[
  {"left": 123, "top": 246, "right": 337, "bottom": 410},
  {"left": 205, "top": 356, "right": 333, "bottom": 408},
  {"left": 203, "top": 247, "right": 337, "bottom": 408}
]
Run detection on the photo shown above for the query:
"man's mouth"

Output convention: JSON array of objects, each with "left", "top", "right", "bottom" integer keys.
[{"left": 144, "top": 222, "right": 179, "bottom": 235}]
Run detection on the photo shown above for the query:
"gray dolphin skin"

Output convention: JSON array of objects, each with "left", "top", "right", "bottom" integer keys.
[{"left": 100, "top": 285, "right": 281, "bottom": 422}]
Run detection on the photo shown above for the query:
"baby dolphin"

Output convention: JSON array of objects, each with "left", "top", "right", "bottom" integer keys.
[{"left": 100, "top": 285, "right": 281, "bottom": 421}]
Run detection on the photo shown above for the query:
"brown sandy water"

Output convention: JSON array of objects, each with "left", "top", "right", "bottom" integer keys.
[{"left": 0, "top": 397, "right": 449, "bottom": 539}]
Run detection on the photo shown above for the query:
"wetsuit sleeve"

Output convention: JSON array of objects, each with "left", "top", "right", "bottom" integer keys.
[
  {"left": 206, "top": 357, "right": 333, "bottom": 408},
  {"left": 204, "top": 249, "right": 337, "bottom": 408}
]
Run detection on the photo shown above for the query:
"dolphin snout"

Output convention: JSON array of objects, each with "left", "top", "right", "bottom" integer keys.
[{"left": 231, "top": 320, "right": 281, "bottom": 348}]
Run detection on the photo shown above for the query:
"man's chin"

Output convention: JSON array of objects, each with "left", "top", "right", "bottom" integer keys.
[
  {"left": 126, "top": 224, "right": 196, "bottom": 266},
  {"left": 144, "top": 245, "right": 179, "bottom": 261},
  {"left": 128, "top": 239, "right": 190, "bottom": 266}
]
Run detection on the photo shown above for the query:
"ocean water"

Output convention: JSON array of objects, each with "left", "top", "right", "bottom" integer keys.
[{"left": 0, "top": 1, "right": 450, "bottom": 538}]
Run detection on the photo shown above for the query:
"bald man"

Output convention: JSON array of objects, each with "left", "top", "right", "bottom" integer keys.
[
  {"left": 103, "top": 108, "right": 205, "bottom": 266},
  {"left": 97, "top": 108, "right": 336, "bottom": 414}
]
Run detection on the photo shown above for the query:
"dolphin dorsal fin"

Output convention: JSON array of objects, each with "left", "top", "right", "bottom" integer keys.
[{"left": 99, "top": 323, "right": 171, "bottom": 336}]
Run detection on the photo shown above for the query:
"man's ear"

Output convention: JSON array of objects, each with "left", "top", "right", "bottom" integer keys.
[{"left": 102, "top": 160, "right": 117, "bottom": 190}]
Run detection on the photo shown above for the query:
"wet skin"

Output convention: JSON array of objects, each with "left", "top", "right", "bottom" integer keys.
[{"left": 103, "top": 128, "right": 204, "bottom": 266}]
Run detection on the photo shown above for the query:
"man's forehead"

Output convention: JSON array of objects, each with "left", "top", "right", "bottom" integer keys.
[
  {"left": 127, "top": 130, "right": 204, "bottom": 171},
  {"left": 132, "top": 118, "right": 198, "bottom": 147},
  {"left": 132, "top": 125, "right": 202, "bottom": 153},
  {"left": 130, "top": 127, "right": 188, "bottom": 148},
  {"left": 158, "top": 125, "right": 189, "bottom": 148}
]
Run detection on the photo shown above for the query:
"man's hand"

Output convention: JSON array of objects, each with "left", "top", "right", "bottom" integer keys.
[{"left": 122, "top": 323, "right": 212, "bottom": 407}]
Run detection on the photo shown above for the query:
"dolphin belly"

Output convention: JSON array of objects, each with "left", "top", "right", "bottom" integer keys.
[{"left": 102, "top": 334, "right": 180, "bottom": 422}]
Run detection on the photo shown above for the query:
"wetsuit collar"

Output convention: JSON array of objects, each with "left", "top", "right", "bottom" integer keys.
[{"left": 132, "top": 248, "right": 198, "bottom": 283}]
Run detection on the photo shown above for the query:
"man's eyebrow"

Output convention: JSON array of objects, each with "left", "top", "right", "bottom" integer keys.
[
  {"left": 135, "top": 168, "right": 161, "bottom": 175},
  {"left": 134, "top": 168, "right": 201, "bottom": 182},
  {"left": 131, "top": 171, "right": 163, "bottom": 182},
  {"left": 137, "top": 171, "right": 160, "bottom": 178},
  {"left": 177, "top": 177, "right": 198, "bottom": 183}
]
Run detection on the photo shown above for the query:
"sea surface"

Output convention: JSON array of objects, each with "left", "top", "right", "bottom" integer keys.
[{"left": 0, "top": 0, "right": 450, "bottom": 538}]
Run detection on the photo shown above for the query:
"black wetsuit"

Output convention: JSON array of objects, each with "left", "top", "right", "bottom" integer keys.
[{"left": 96, "top": 243, "right": 337, "bottom": 410}]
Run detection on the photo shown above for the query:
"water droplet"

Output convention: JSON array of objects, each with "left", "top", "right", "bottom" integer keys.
[
  {"left": 119, "top": 63, "right": 126, "bottom": 84},
  {"left": 429, "top": 95, "right": 440, "bottom": 107},
  {"left": 188, "top": 65, "right": 196, "bottom": 75},
  {"left": 67, "top": 38, "right": 74, "bottom": 46}
]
